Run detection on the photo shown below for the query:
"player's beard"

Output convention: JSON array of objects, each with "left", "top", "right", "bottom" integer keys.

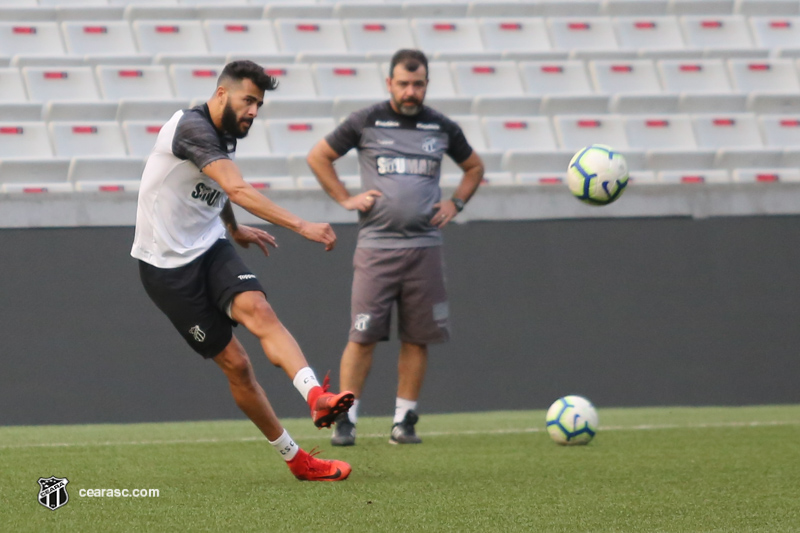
[
  {"left": 394, "top": 96, "right": 423, "bottom": 116},
  {"left": 221, "top": 101, "right": 253, "bottom": 139}
]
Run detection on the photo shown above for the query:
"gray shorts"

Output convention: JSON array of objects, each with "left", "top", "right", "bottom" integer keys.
[{"left": 349, "top": 246, "right": 450, "bottom": 345}]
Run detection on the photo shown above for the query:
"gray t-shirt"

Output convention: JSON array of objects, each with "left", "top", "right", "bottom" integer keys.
[{"left": 325, "top": 101, "right": 473, "bottom": 248}]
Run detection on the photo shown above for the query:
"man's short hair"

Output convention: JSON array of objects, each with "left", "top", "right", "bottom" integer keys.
[
  {"left": 389, "top": 49, "right": 429, "bottom": 79},
  {"left": 217, "top": 60, "right": 278, "bottom": 92}
]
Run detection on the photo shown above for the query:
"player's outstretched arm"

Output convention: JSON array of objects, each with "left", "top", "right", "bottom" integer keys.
[
  {"left": 307, "top": 140, "right": 381, "bottom": 213},
  {"left": 203, "top": 158, "right": 336, "bottom": 251}
]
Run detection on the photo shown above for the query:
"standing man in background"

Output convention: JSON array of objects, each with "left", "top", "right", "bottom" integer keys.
[
  {"left": 307, "top": 49, "right": 484, "bottom": 446},
  {"left": 132, "top": 60, "right": 353, "bottom": 481}
]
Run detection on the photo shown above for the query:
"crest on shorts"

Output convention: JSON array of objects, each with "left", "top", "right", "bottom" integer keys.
[
  {"left": 38, "top": 476, "right": 69, "bottom": 511},
  {"left": 189, "top": 325, "right": 206, "bottom": 342},
  {"left": 354, "top": 313, "right": 370, "bottom": 332}
]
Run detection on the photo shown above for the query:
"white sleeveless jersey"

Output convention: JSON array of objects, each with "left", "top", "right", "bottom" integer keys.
[{"left": 131, "top": 104, "right": 237, "bottom": 268}]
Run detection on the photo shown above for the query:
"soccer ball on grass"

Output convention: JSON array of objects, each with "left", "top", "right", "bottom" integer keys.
[
  {"left": 566, "top": 145, "right": 629, "bottom": 206},
  {"left": 545, "top": 395, "right": 599, "bottom": 445}
]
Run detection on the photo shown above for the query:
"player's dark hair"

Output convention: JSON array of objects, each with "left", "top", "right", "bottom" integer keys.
[
  {"left": 218, "top": 60, "right": 278, "bottom": 92},
  {"left": 389, "top": 49, "right": 429, "bottom": 79}
]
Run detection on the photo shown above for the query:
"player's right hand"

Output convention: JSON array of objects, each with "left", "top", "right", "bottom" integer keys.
[
  {"left": 299, "top": 221, "right": 337, "bottom": 251},
  {"left": 340, "top": 189, "right": 382, "bottom": 213}
]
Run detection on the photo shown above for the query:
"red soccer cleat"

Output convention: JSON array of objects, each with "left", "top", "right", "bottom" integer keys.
[
  {"left": 287, "top": 448, "right": 351, "bottom": 482},
  {"left": 310, "top": 373, "right": 355, "bottom": 429}
]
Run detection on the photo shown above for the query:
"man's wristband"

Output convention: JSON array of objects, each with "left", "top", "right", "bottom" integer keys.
[{"left": 451, "top": 197, "right": 465, "bottom": 212}]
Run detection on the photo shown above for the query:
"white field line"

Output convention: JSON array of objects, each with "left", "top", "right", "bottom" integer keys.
[{"left": 1, "top": 419, "right": 798, "bottom": 450}]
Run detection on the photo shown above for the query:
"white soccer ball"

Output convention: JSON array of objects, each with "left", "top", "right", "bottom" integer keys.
[
  {"left": 545, "top": 395, "right": 599, "bottom": 445},
  {"left": 566, "top": 144, "right": 629, "bottom": 206}
]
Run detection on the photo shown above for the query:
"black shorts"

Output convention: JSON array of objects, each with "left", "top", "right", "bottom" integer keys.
[{"left": 138, "top": 239, "right": 265, "bottom": 359}]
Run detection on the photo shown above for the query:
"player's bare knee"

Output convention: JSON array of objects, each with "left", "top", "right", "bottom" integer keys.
[
  {"left": 233, "top": 292, "right": 278, "bottom": 329},
  {"left": 216, "top": 350, "right": 255, "bottom": 386}
]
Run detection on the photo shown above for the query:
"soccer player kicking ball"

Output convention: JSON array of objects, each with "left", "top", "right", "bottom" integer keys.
[{"left": 131, "top": 61, "right": 353, "bottom": 481}]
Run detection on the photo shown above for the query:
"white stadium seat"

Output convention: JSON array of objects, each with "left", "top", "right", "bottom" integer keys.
[
  {"left": 479, "top": 17, "right": 552, "bottom": 53},
  {"left": 275, "top": 20, "right": 348, "bottom": 54},
  {"left": 0, "top": 68, "right": 28, "bottom": 102},
  {"left": 0, "top": 121, "right": 53, "bottom": 159},
  {"left": 613, "top": 16, "right": 686, "bottom": 50},
  {"left": 519, "top": 60, "right": 594, "bottom": 95},
  {"left": 68, "top": 157, "right": 144, "bottom": 194},
  {"left": 733, "top": 168, "right": 800, "bottom": 183},
  {"left": 680, "top": 15, "right": 754, "bottom": 49},
  {"left": 727, "top": 58, "right": 800, "bottom": 92},
  {"left": 262, "top": 64, "right": 318, "bottom": 99},
  {"left": 657, "top": 59, "right": 733, "bottom": 93},
  {"left": 451, "top": 115, "right": 488, "bottom": 152},
  {"left": 49, "top": 121, "right": 128, "bottom": 158},
  {"left": 23, "top": 66, "right": 101, "bottom": 102},
  {"left": 266, "top": 117, "right": 336, "bottom": 155},
  {"left": 748, "top": 17, "right": 800, "bottom": 48},
  {"left": 758, "top": 115, "right": 800, "bottom": 147},
  {"left": 343, "top": 19, "right": 416, "bottom": 54},
  {"left": 692, "top": 113, "right": 763, "bottom": 148},
  {"left": 412, "top": 18, "right": 485, "bottom": 53},
  {"left": 658, "top": 169, "right": 731, "bottom": 184},
  {"left": 482, "top": 116, "right": 558, "bottom": 151},
  {"left": 623, "top": 114, "right": 698, "bottom": 149},
  {"left": 313, "top": 63, "right": 385, "bottom": 98},
  {"left": 553, "top": 114, "right": 629, "bottom": 150},
  {"left": 203, "top": 20, "right": 280, "bottom": 55},
  {"left": 589, "top": 59, "right": 663, "bottom": 93},
  {"left": 97, "top": 65, "right": 174, "bottom": 100},
  {"left": 0, "top": 22, "right": 65, "bottom": 56},
  {"left": 170, "top": 65, "right": 225, "bottom": 100},
  {"left": 62, "top": 21, "right": 138, "bottom": 57},
  {"left": 234, "top": 120, "right": 271, "bottom": 156},
  {"left": 547, "top": 17, "right": 619, "bottom": 51},
  {"left": 0, "top": 160, "right": 73, "bottom": 194},
  {"left": 122, "top": 120, "right": 163, "bottom": 158},
  {"left": 451, "top": 61, "right": 525, "bottom": 96},
  {"left": 132, "top": 20, "right": 209, "bottom": 55}
]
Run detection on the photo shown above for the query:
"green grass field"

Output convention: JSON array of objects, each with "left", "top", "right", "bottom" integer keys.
[{"left": 2, "top": 406, "right": 799, "bottom": 533}]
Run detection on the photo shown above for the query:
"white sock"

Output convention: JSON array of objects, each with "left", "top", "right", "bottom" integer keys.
[
  {"left": 268, "top": 429, "right": 299, "bottom": 462},
  {"left": 292, "top": 367, "right": 320, "bottom": 402},
  {"left": 348, "top": 399, "right": 360, "bottom": 424},
  {"left": 394, "top": 397, "right": 417, "bottom": 424}
]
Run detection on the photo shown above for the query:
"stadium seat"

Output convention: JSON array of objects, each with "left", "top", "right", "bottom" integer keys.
[
  {"left": 275, "top": 19, "right": 348, "bottom": 54},
  {"left": 291, "top": 152, "right": 361, "bottom": 190},
  {"left": 732, "top": 168, "right": 800, "bottom": 183},
  {"left": 692, "top": 113, "right": 763, "bottom": 148},
  {"left": 0, "top": 102, "right": 42, "bottom": 121},
  {"left": 501, "top": 149, "right": 573, "bottom": 185},
  {"left": 234, "top": 120, "right": 271, "bottom": 156},
  {"left": 261, "top": 98, "right": 334, "bottom": 119},
  {"left": 658, "top": 169, "right": 731, "bottom": 184},
  {"left": 97, "top": 65, "right": 174, "bottom": 100},
  {"left": 68, "top": 157, "right": 144, "bottom": 193},
  {"left": 478, "top": 17, "right": 552, "bottom": 52},
  {"left": 234, "top": 155, "right": 297, "bottom": 191},
  {"left": 748, "top": 16, "right": 800, "bottom": 48},
  {"left": 0, "top": 22, "right": 65, "bottom": 56},
  {"left": 122, "top": 120, "right": 163, "bottom": 158},
  {"left": 482, "top": 116, "right": 558, "bottom": 151},
  {"left": 473, "top": 95, "right": 543, "bottom": 116},
  {"left": 0, "top": 121, "right": 53, "bottom": 159},
  {"left": 746, "top": 93, "right": 800, "bottom": 114},
  {"left": 170, "top": 65, "right": 224, "bottom": 100},
  {"left": 613, "top": 16, "right": 686, "bottom": 50},
  {"left": 132, "top": 20, "right": 208, "bottom": 55},
  {"left": 589, "top": 59, "right": 663, "bottom": 93},
  {"left": 23, "top": 66, "right": 101, "bottom": 102},
  {"left": 758, "top": 115, "right": 800, "bottom": 147},
  {"left": 62, "top": 21, "right": 138, "bottom": 57},
  {"left": 412, "top": 18, "right": 485, "bottom": 53},
  {"left": 49, "top": 121, "right": 128, "bottom": 158},
  {"left": 715, "top": 146, "right": 783, "bottom": 169},
  {"left": 547, "top": 17, "right": 619, "bottom": 51},
  {"left": 45, "top": 102, "right": 118, "bottom": 122},
  {"left": 623, "top": 114, "right": 697, "bottom": 148},
  {"left": 519, "top": 60, "right": 594, "bottom": 95},
  {"left": 727, "top": 58, "right": 800, "bottom": 92},
  {"left": 263, "top": 3, "right": 335, "bottom": 19},
  {"left": 261, "top": 64, "right": 318, "bottom": 99},
  {"left": 0, "top": 67, "right": 27, "bottom": 102},
  {"left": 680, "top": 15, "right": 754, "bottom": 49},
  {"left": 116, "top": 99, "right": 190, "bottom": 122},
  {"left": 610, "top": 93, "right": 681, "bottom": 114},
  {"left": 203, "top": 20, "right": 280, "bottom": 55},
  {"left": 343, "top": 19, "right": 416, "bottom": 54},
  {"left": 266, "top": 117, "right": 336, "bottom": 155},
  {"left": 540, "top": 94, "right": 611, "bottom": 115},
  {"left": 657, "top": 59, "right": 733, "bottom": 93},
  {"left": 451, "top": 115, "right": 488, "bottom": 151},
  {"left": 602, "top": 0, "right": 670, "bottom": 16},
  {"left": 313, "top": 63, "right": 384, "bottom": 98},
  {"left": 451, "top": 61, "right": 525, "bottom": 96},
  {"left": 0, "top": 160, "right": 73, "bottom": 194},
  {"left": 333, "top": 3, "right": 405, "bottom": 19},
  {"left": 553, "top": 114, "right": 629, "bottom": 149}
]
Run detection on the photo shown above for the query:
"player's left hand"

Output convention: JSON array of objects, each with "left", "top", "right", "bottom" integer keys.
[
  {"left": 430, "top": 200, "right": 458, "bottom": 228},
  {"left": 231, "top": 225, "right": 278, "bottom": 256}
]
